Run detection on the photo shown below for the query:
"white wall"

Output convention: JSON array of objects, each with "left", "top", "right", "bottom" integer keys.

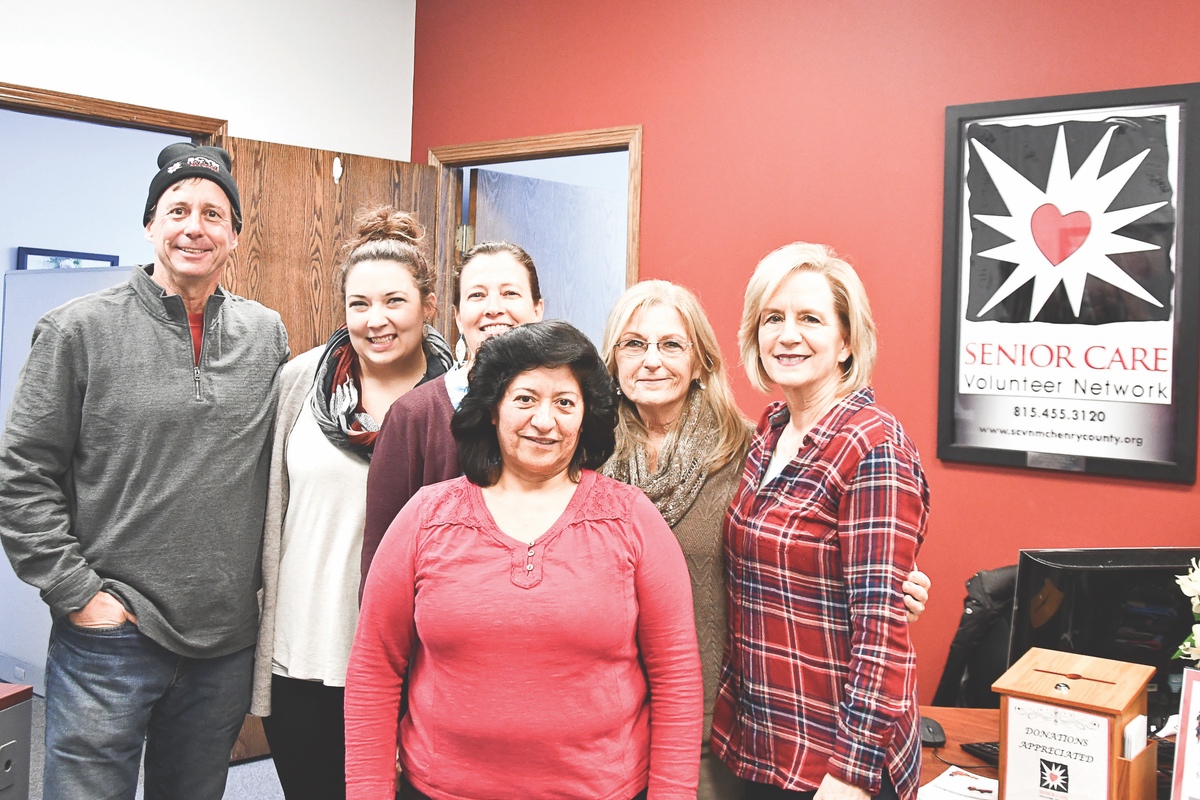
[{"left": 0, "top": 0, "right": 416, "bottom": 161}]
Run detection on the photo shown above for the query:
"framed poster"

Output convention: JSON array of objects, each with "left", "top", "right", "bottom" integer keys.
[
  {"left": 15, "top": 247, "right": 119, "bottom": 271},
  {"left": 938, "top": 83, "right": 1200, "bottom": 483}
]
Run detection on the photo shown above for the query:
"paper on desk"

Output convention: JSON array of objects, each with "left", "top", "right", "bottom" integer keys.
[{"left": 919, "top": 767, "right": 999, "bottom": 799}]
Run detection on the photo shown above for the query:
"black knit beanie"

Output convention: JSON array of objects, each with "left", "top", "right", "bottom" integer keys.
[{"left": 143, "top": 143, "right": 243, "bottom": 232}]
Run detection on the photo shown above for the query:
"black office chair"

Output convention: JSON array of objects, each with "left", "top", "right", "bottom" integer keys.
[{"left": 932, "top": 565, "right": 1017, "bottom": 708}]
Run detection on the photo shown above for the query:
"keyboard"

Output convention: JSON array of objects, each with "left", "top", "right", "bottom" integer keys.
[{"left": 960, "top": 740, "right": 1001, "bottom": 765}]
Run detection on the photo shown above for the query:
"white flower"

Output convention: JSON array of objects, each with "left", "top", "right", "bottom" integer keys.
[
  {"left": 1182, "top": 626, "right": 1200, "bottom": 663},
  {"left": 1177, "top": 559, "right": 1200, "bottom": 600},
  {"left": 1176, "top": 561, "right": 1200, "bottom": 663}
]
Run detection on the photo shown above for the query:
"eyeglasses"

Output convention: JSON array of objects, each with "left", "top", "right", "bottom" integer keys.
[{"left": 614, "top": 338, "right": 694, "bottom": 358}]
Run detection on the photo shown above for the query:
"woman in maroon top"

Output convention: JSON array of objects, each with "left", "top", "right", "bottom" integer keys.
[
  {"left": 712, "top": 244, "right": 929, "bottom": 800},
  {"left": 362, "top": 242, "right": 544, "bottom": 581},
  {"left": 346, "top": 320, "right": 703, "bottom": 800}
]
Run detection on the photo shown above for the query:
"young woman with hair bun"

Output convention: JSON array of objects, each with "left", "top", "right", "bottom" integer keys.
[{"left": 251, "top": 206, "right": 454, "bottom": 799}]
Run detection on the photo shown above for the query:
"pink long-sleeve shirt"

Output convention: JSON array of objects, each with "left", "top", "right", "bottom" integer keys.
[{"left": 345, "top": 471, "right": 703, "bottom": 800}]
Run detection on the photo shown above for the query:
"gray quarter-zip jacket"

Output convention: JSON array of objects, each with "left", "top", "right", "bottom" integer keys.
[{"left": 0, "top": 265, "right": 288, "bottom": 658}]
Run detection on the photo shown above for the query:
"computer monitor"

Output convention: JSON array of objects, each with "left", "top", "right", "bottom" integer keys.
[{"left": 1009, "top": 547, "right": 1200, "bottom": 728}]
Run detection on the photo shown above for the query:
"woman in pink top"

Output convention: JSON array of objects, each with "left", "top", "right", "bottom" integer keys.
[{"left": 345, "top": 320, "right": 704, "bottom": 800}]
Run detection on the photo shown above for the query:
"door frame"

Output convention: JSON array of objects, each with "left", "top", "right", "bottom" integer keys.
[
  {"left": 0, "top": 81, "right": 228, "bottom": 141},
  {"left": 428, "top": 125, "right": 642, "bottom": 326}
]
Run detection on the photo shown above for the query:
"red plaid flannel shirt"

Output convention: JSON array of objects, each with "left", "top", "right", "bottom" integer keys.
[{"left": 711, "top": 388, "right": 929, "bottom": 798}]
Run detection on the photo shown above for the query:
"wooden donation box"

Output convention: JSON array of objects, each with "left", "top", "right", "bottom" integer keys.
[{"left": 992, "top": 648, "right": 1157, "bottom": 800}]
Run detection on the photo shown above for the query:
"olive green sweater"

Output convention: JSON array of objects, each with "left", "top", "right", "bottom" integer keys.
[{"left": 670, "top": 457, "right": 743, "bottom": 740}]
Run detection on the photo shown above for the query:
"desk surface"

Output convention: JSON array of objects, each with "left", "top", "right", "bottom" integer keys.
[
  {"left": 919, "top": 706, "right": 1001, "bottom": 786},
  {"left": 0, "top": 683, "right": 32, "bottom": 712}
]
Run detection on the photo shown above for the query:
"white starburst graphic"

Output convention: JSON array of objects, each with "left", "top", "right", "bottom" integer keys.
[
  {"left": 971, "top": 125, "right": 1167, "bottom": 321},
  {"left": 1040, "top": 760, "right": 1069, "bottom": 792}
]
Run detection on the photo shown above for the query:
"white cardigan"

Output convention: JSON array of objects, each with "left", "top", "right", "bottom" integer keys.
[{"left": 251, "top": 346, "right": 323, "bottom": 716}]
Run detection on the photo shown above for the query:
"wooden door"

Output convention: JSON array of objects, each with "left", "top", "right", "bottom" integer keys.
[{"left": 225, "top": 139, "right": 441, "bottom": 356}]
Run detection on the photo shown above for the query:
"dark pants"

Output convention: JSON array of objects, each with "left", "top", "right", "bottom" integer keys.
[
  {"left": 744, "top": 770, "right": 898, "bottom": 800},
  {"left": 700, "top": 743, "right": 746, "bottom": 799},
  {"left": 261, "top": 675, "right": 347, "bottom": 800}
]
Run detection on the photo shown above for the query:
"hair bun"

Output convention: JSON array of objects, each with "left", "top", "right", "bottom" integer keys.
[
  {"left": 346, "top": 205, "right": 423, "bottom": 251},
  {"left": 335, "top": 205, "right": 435, "bottom": 303}
]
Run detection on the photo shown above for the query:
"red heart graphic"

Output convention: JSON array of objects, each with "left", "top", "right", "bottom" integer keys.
[{"left": 1031, "top": 203, "right": 1091, "bottom": 266}]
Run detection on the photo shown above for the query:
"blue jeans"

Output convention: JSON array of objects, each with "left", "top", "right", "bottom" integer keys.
[{"left": 43, "top": 618, "right": 254, "bottom": 800}]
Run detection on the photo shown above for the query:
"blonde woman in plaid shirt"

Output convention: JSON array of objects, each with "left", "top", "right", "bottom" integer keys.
[
  {"left": 602, "top": 278, "right": 931, "bottom": 800},
  {"left": 711, "top": 243, "right": 930, "bottom": 800}
]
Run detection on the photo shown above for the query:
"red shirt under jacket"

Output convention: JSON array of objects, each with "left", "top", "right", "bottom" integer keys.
[{"left": 711, "top": 388, "right": 929, "bottom": 800}]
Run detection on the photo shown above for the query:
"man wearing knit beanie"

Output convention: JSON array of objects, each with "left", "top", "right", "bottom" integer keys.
[
  {"left": 141, "top": 143, "right": 244, "bottom": 312},
  {"left": 0, "top": 142, "right": 289, "bottom": 799}
]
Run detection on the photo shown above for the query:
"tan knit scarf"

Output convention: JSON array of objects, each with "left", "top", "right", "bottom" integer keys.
[{"left": 603, "top": 390, "right": 719, "bottom": 527}]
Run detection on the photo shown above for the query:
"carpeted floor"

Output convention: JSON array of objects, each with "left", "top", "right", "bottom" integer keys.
[{"left": 24, "top": 693, "right": 285, "bottom": 800}]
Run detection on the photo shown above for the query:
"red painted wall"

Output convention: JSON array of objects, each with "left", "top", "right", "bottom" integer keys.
[{"left": 411, "top": 0, "right": 1200, "bottom": 701}]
